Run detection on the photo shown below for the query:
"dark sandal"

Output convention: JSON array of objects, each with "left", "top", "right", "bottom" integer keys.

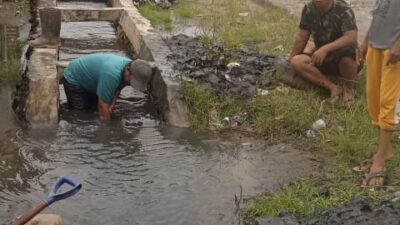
[
  {"left": 352, "top": 159, "right": 373, "bottom": 172},
  {"left": 361, "top": 171, "right": 386, "bottom": 187}
]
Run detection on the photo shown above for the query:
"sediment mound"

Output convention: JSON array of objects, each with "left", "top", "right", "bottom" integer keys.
[
  {"left": 256, "top": 198, "right": 400, "bottom": 225},
  {"left": 133, "top": 0, "right": 175, "bottom": 8},
  {"left": 165, "top": 34, "right": 276, "bottom": 99}
]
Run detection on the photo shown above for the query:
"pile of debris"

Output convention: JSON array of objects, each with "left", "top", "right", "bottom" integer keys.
[
  {"left": 256, "top": 197, "right": 400, "bottom": 225},
  {"left": 132, "top": 0, "right": 175, "bottom": 8},
  {"left": 165, "top": 34, "right": 276, "bottom": 99}
]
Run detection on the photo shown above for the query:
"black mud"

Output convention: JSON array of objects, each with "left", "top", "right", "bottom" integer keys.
[
  {"left": 255, "top": 198, "right": 400, "bottom": 225},
  {"left": 165, "top": 34, "right": 276, "bottom": 99},
  {"left": 133, "top": 0, "right": 175, "bottom": 8}
]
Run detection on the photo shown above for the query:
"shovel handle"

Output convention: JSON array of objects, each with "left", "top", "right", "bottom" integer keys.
[
  {"left": 9, "top": 202, "right": 47, "bottom": 225},
  {"left": 8, "top": 176, "right": 81, "bottom": 225}
]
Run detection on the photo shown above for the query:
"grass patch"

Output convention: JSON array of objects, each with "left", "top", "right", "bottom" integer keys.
[
  {"left": 0, "top": 57, "right": 21, "bottom": 83},
  {"left": 246, "top": 89, "right": 321, "bottom": 140},
  {"left": 137, "top": 3, "right": 173, "bottom": 30},
  {"left": 244, "top": 180, "right": 367, "bottom": 220},
  {"left": 180, "top": 82, "right": 242, "bottom": 130}
]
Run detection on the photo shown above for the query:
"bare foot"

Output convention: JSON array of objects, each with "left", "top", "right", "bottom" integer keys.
[
  {"left": 341, "top": 87, "right": 355, "bottom": 107},
  {"left": 330, "top": 85, "right": 343, "bottom": 98},
  {"left": 362, "top": 157, "right": 386, "bottom": 186},
  {"left": 354, "top": 152, "right": 393, "bottom": 173},
  {"left": 327, "top": 86, "right": 343, "bottom": 105}
]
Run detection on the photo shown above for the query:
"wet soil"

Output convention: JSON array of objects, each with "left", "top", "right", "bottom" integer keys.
[
  {"left": 0, "top": 2, "right": 30, "bottom": 26},
  {"left": 255, "top": 198, "right": 400, "bottom": 225},
  {"left": 166, "top": 34, "right": 276, "bottom": 99},
  {"left": 133, "top": 0, "right": 175, "bottom": 8}
]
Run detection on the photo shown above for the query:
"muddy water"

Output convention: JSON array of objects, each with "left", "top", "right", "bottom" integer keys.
[
  {"left": 1, "top": 89, "right": 318, "bottom": 225},
  {"left": 0, "top": 1, "right": 319, "bottom": 225}
]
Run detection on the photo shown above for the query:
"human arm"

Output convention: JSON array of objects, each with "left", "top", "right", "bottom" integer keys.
[
  {"left": 109, "top": 91, "right": 120, "bottom": 112},
  {"left": 96, "top": 71, "right": 120, "bottom": 121},
  {"left": 358, "top": 29, "right": 369, "bottom": 63},
  {"left": 312, "top": 29, "right": 358, "bottom": 66},
  {"left": 289, "top": 29, "right": 311, "bottom": 61},
  {"left": 388, "top": 36, "right": 400, "bottom": 65},
  {"left": 98, "top": 99, "right": 111, "bottom": 121}
]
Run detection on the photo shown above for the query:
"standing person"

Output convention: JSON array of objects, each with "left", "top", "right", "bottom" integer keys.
[
  {"left": 62, "top": 53, "right": 154, "bottom": 121},
  {"left": 359, "top": 0, "right": 400, "bottom": 186},
  {"left": 289, "top": 0, "right": 359, "bottom": 106}
]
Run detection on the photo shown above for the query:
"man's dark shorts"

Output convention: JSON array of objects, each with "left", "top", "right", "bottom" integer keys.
[
  {"left": 308, "top": 47, "right": 362, "bottom": 76},
  {"left": 62, "top": 77, "right": 98, "bottom": 111}
]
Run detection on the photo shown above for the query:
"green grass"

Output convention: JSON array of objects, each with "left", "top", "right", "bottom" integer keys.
[
  {"left": 172, "top": 0, "right": 297, "bottom": 53},
  {"left": 137, "top": 3, "right": 173, "bottom": 30},
  {"left": 246, "top": 89, "right": 321, "bottom": 140},
  {"left": 244, "top": 180, "right": 367, "bottom": 220},
  {"left": 0, "top": 57, "right": 21, "bottom": 83},
  {"left": 179, "top": 82, "right": 242, "bottom": 130}
]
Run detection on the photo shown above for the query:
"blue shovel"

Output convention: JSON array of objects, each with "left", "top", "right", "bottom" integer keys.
[{"left": 9, "top": 176, "right": 82, "bottom": 225}]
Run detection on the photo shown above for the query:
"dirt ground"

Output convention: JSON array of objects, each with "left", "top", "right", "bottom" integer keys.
[
  {"left": 257, "top": 0, "right": 375, "bottom": 42},
  {"left": 0, "top": 2, "right": 30, "bottom": 26},
  {"left": 166, "top": 34, "right": 276, "bottom": 99},
  {"left": 255, "top": 197, "right": 400, "bottom": 225}
]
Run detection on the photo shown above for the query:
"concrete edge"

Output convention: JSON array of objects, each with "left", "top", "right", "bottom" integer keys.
[
  {"left": 58, "top": 7, "right": 123, "bottom": 22},
  {"left": 116, "top": 0, "right": 190, "bottom": 127}
]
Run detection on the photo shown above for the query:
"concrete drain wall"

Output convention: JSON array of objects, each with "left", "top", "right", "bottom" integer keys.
[{"left": 22, "top": 0, "right": 189, "bottom": 128}]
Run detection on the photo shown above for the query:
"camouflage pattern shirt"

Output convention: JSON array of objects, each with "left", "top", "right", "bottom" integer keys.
[{"left": 299, "top": 0, "right": 358, "bottom": 49}]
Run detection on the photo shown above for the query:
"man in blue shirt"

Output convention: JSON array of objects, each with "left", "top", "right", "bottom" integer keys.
[{"left": 62, "top": 53, "right": 154, "bottom": 121}]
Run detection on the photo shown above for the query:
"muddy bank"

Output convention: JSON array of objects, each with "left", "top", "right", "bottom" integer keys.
[
  {"left": 255, "top": 197, "right": 400, "bottom": 225},
  {"left": 133, "top": 0, "right": 175, "bottom": 8},
  {"left": 166, "top": 34, "right": 276, "bottom": 99}
]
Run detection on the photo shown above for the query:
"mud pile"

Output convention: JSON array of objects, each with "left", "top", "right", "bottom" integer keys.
[
  {"left": 256, "top": 198, "right": 400, "bottom": 225},
  {"left": 165, "top": 34, "right": 276, "bottom": 99},
  {"left": 132, "top": 0, "right": 175, "bottom": 8}
]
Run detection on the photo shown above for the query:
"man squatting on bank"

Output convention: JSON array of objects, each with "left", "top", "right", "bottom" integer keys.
[{"left": 289, "top": 0, "right": 360, "bottom": 107}]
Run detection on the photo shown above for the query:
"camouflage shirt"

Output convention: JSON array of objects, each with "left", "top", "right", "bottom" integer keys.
[{"left": 299, "top": 0, "right": 358, "bottom": 49}]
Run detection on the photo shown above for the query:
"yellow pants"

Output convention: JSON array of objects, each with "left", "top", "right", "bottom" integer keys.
[{"left": 366, "top": 46, "right": 400, "bottom": 130}]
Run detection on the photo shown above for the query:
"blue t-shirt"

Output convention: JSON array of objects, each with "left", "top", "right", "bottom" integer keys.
[{"left": 64, "top": 53, "right": 132, "bottom": 105}]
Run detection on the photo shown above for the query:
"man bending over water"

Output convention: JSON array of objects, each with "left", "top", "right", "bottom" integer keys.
[{"left": 62, "top": 53, "right": 154, "bottom": 121}]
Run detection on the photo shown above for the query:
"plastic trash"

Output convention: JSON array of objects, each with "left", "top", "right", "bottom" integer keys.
[
  {"left": 306, "top": 119, "right": 326, "bottom": 138},
  {"left": 306, "top": 129, "right": 317, "bottom": 138},
  {"left": 312, "top": 119, "right": 326, "bottom": 130},
  {"left": 227, "top": 62, "right": 240, "bottom": 70}
]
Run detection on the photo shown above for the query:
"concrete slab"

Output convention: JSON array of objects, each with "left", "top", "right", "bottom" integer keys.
[
  {"left": 119, "top": 8, "right": 190, "bottom": 127},
  {"left": 25, "top": 48, "right": 59, "bottom": 126},
  {"left": 110, "top": 0, "right": 134, "bottom": 8},
  {"left": 58, "top": 7, "right": 123, "bottom": 22}
]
